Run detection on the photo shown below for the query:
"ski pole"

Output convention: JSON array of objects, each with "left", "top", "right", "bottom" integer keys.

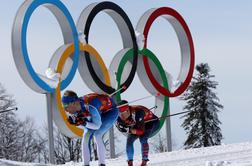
[
  {"left": 117, "top": 93, "right": 160, "bottom": 109},
  {"left": 126, "top": 110, "right": 191, "bottom": 127},
  {"left": 109, "top": 85, "right": 127, "bottom": 97},
  {"left": 0, "top": 107, "right": 18, "bottom": 114},
  {"left": 107, "top": 93, "right": 160, "bottom": 112},
  {"left": 127, "top": 93, "right": 160, "bottom": 105},
  {"left": 149, "top": 105, "right": 158, "bottom": 111},
  {"left": 144, "top": 110, "right": 191, "bottom": 124}
]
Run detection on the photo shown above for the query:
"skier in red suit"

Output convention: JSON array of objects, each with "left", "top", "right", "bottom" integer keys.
[{"left": 116, "top": 100, "right": 160, "bottom": 166}]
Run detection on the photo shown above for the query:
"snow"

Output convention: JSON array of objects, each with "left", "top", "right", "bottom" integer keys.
[{"left": 1, "top": 142, "right": 252, "bottom": 166}]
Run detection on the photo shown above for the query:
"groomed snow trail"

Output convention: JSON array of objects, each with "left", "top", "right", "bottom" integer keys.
[{"left": 1, "top": 142, "right": 252, "bottom": 166}]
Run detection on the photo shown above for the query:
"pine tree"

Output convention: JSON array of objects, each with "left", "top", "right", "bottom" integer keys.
[{"left": 180, "top": 63, "right": 223, "bottom": 149}]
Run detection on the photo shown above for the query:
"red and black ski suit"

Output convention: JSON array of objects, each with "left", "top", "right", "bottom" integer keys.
[{"left": 117, "top": 105, "right": 159, "bottom": 161}]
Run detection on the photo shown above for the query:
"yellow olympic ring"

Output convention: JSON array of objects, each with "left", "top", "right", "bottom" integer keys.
[{"left": 55, "top": 43, "right": 111, "bottom": 137}]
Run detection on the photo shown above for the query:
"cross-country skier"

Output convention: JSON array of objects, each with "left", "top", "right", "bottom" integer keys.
[
  {"left": 62, "top": 90, "right": 119, "bottom": 166},
  {"left": 116, "top": 100, "right": 160, "bottom": 166}
]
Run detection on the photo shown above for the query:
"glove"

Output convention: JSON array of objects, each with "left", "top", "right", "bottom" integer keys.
[
  {"left": 68, "top": 114, "right": 77, "bottom": 125},
  {"left": 68, "top": 114, "right": 87, "bottom": 126},
  {"left": 76, "top": 117, "right": 87, "bottom": 126},
  {"left": 117, "top": 123, "right": 130, "bottom": 133},
  {"left": 120, "top": 127, "right": 130, "bottom": 133}
]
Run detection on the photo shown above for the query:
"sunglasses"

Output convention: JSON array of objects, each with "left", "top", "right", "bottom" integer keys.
[
  {"left": 62, "top": 102, "right": 74, "bottom": 109},
  {"left": 119, "top": 110, "right": 130, "bottom": 116}
]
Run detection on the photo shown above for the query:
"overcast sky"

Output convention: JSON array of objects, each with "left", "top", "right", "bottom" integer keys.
[{"left": 1, "top": 0, "right": 252, "bottom": 149}]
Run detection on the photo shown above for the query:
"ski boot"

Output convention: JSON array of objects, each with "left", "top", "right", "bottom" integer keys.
[
  {"left": 140, "top": 159, "right": 149, "bottom": 166},
  {"left": 128, "top": 160, "right": 133, "bottom": 166}
]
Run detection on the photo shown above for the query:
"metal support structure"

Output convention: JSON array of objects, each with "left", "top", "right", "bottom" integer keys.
[
  {"left": 166, "top": 104, "right": 172, "bottom": 152},
  {"left": 109, "top": 127, "right": 116, "bottom": 158},
  {"left": 46, "top": 93, "right": 55, "bottom": 164}
]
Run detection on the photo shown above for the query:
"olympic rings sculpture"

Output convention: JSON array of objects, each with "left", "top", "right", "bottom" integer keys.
[{"left": 12, "top": 0, "right": 194, "bottom": 138}]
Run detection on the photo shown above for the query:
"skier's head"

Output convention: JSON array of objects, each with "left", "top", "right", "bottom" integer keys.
[
  {"left": 62, "top": 90, "right": 81, "bottom": 114},
  {"left": 118, "top": 100, "right": 130, "bottom": 120}
]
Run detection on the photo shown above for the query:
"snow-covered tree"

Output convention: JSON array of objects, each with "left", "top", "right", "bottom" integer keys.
[
  {"left": 180, "top": 63, "right": 223, "bottom": 149},
  {"left": 114, "top": 126, "right": 125, "bottom": 157},
  {"left": 150, "top": 133, "right": 168, "bottom": 153},
  {"left": 0, "top": 83, "right": 44, "bottom": 162},
  {"left": 16, "top": 117, "right": 46, "bottom": 162},
  {"left": 150, "top": 129, "right": 177, "bottom": 153},
  {"left": 0, "top": 112, "right": 19, "bottom": 159},
  {"left": 41, "top": 125, "right": 82, "bottom": 164},
  {"left": 54, "top": 129, "right": 82, "bottom": 164},
  {"left": 0, "top": 83, "right": 16, "bottom": 114},
  {"left": 0, "top": 83, "right": 19, "bottom": 159}
]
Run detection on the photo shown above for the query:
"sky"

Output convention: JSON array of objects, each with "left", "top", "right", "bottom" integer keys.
[{"left": 1, "top": 0, "right": 252, "bottom": 150}]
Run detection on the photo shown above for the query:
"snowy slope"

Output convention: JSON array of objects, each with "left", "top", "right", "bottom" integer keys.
[{"left": 1, "top": 142, "right": 252, "bottom": 166}]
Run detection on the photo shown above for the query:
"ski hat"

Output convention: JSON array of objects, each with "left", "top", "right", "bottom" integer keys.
[
  {"left": 118, "top": 100, "right": 129, "bottom": 113},
  {"left": 62, "top": 95, "right": 78, "bottom": 104},
  {"left": 62, "top": 90, "right": 79, "bottom": 108}
]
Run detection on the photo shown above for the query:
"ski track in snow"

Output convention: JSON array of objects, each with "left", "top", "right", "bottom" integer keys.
[
  {"left": 1, "top": 142, "right": 252, "bottom": 166},
  {"left": 151, "top": 147, "right": 252, "bottom": 166}
]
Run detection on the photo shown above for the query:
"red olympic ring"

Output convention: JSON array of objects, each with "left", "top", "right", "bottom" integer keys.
[{"left": 142, "top": 7, "right": 195, "bottom": 97}]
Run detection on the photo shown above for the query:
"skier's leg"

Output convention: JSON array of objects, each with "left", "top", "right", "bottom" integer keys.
[
  {"left": 82, "top": 129, "right": 93, "bottom": 166},
  {"left": 97, "top": 107, "right": 118, "bottom": 135},
  {"left": 138, "top": 120, "right": 159, "bottom": 165},
  {"left": 126, "top": 134, "right": 138, "bottom": 161},
  {"left": 93, "top": 133, "right": 106, "bottom": 165},
  {"left": 93, "top": 107, "right": 119, "bottom": 165},
  {"left": 139, "top": 136, "right": 149, "bottom": 161}
]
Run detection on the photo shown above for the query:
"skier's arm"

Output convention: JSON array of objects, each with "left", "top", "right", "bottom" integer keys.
[
  {"left": 130, "top": 110, "right": 145, "bottom": 136},
  {"left": 130, "top": 126, "right": 144, "bottom": 136}
]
